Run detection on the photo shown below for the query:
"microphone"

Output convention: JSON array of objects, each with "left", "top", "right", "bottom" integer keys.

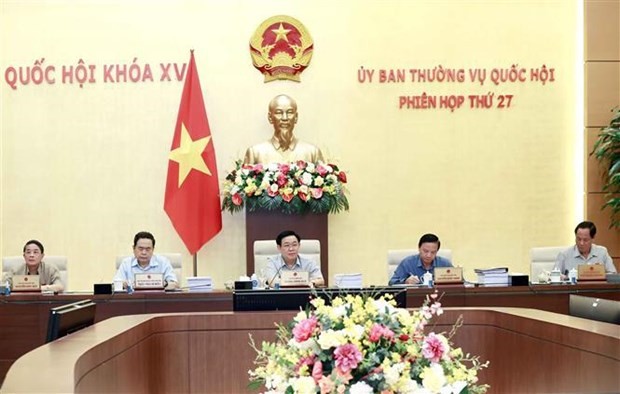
[{"left": 268, "top": 263, "right": 285, "bottom": 288}]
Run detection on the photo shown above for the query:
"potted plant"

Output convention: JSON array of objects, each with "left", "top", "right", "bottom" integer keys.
[{"left": 592, "top": 108, "right": 620, "bottom": 229}]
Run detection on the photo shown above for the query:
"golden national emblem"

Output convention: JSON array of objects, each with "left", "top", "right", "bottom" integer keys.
[{"left": 250, "top": 15, "right": 313, "bottom": 82}]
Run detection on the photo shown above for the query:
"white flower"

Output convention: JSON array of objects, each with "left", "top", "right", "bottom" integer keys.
[
  {"left": 317, "top": 329, "right": 346, "bottom": 349},
  {"left": 343, "top": 324, "right": 365, "bottom": 341},
  {"left": 294, "top": 311, "right": 308, "bottom": 322},
  {"left": 241, "top": 168, "right": 250, "bottom": 176},
  {"left": 384, "top": 362, "right": 405, "bottom": 386},
  {"left": 349, "top": 381, "right": 374, "bottom": 394},
  {"left": 330, "top": 304, "right": 347, "bottom": 319},
  {"left": 441, "top": 381, "right": 467, "bottom": 394},
  {"left": 306, "top": 162, "right": 316, "bottom": 172},
  {"left": 373, "top": 298, "right": 397, "bottom": 316},
  {"left": 287, "top": 337, "right": 318, "bottom": 351},
  {"left": 401, "top": 379, "right": 425, "bottom": 393},
  {"left": 290, "top": 376, "right": 316, "bottom": 394},
  {"left": 301, "top": 172, "right": 313, "bottom": 185},
  {"left": 265, "top": 374, "right": 284, "bottom": 391},
  {"left": 422, "top": 363, "right": 447, "bottom": 393},
  {"left": 267, "top": 163, "right": 279, "bottom": 172}
]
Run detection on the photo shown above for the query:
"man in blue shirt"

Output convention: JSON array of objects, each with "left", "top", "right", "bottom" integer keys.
[
  {"left": 114, "top": 231, "right": 178, "bottom": 290},
  {"left": 263, "top": 230, "right": 324, "bottom": 288},
  {"left": 389, "top": 233, "right": 453, "bottom": 285}
]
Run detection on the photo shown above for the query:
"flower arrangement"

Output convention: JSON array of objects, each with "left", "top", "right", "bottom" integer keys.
[
  {"left": 249, "top": 293, "right": 489, "bottom": 394},
  {"left": 222, "top": 160, "right": 349, "bottom": 215}
]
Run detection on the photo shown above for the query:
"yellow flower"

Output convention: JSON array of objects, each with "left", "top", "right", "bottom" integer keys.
[
  {"left": 244, "top": 183, "right": 257, "bottom": 195},
  {"left": 450, "top": 348, "right": 463, "bottom": 358},
  {"left": 281, "top": 187, "right": 294, "bottom": 196},
  {"left": 449, "top": 365, "right": 469, "bottom": 382}
]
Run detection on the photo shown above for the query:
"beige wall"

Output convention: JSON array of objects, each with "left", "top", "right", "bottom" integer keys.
[
  {"left": 584, "top": 0, "right": 620, "bottom": 269},
  {"left": 1, "top": 1, "right": 580, "bottom": 290}
]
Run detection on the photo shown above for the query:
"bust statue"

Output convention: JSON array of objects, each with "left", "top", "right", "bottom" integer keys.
[{"left": 243, "top": 94, "right": 324, "bottom": 164}]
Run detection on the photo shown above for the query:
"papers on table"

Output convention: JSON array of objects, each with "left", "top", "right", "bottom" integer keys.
[
  {"left": 475, "top": 267, "right": 509, "bottom": 285},
  {"left": 186, "top": 276, "right": 213, "bottom": 292},
  {"left": 334, "top": 273, "right": 363, "bottom": 289}
]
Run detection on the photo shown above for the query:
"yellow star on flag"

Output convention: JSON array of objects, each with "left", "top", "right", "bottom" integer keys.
[
  {"left": 272, "top": 23, "right": 291, "bottom": 42},
  {"left": 168, "top": 123, "right": 212, "bottom": 187}
]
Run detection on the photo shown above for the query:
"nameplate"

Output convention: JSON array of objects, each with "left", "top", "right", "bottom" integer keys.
[
  {"left": 12, "top": 275, "right": 41, "bottom": 291},
  {"left": 134, "top": 273, "right": 164, "bottom": 289},
  {"left": 434, "top": 267, "right": 463, "bottom": 284},
  {"left": 280, "top": 271, "right": 309, "bottom": 287},
  {"left": 577, "top": 264, "right": 606, "bottom": 281}
]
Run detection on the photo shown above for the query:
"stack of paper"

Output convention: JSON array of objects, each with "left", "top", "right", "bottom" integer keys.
[
  {"left": 186, "top": 276, "right": 213, "bottom": 292},
  {"left": 334, "top": 273, "right": 363, "bottom": 289},
  {"left": 475, "top": 267, "right": 509, "bottom": 285}
]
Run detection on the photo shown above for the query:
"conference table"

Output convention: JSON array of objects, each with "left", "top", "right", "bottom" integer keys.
[{"left": 0, "top": 282, "right": 618, "bottom": 388}]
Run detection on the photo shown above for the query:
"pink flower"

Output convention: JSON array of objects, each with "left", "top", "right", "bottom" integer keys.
[
  {"left": 422, "top": 332, "right": 447, "bottom": 363},
  {"left": 252, "top": 163, "right": 263, "bottom": 173},
  {"left": 317, "top": 164, "right": 328, "bottom": 176},
  {"left": 231, "top": 193, "right": 243, "bottom": 206},
  {"left": 278, "top": 163, "right": 290, "bottom": 174},
  {"left": 338, "top": 171, "right": 347, "bottom": 183},
  {"left": 292, "top": 317, "right": 318, "bottom": 342},
  {"left": 267, "top": 184, "right": 279, "bottom": 197},
  {"left": 296, "top": 160, "right": 307, "bottom": 170},
  {"left": 334, "top": 343, "right": 362, "bottom": 373},
  {"left": 318, "top": 376, "right": 334, "bottom": 394},
  {"left": 298, "top": 191, "right": 309, "bottom": 202},
  {"left": 430, "top": 301, "right": 443, "bottom": 316},
  {"left": 368, "top": 323, "right": 394, "bottom": 343},
  {"left": 294, "top": 355, "right": 315, "bottom": 373},
  {"left": 311, "top": 188, "right": 323, "bottom": 199},
  {"left": 276, "top": 173, "right": 288, "bottom": 187},
  {"left": 282, "top": 193, "right": 294, "bottom": 203},
  {"left": 312, "top": 360, "right": 323, "bottom": 382}
]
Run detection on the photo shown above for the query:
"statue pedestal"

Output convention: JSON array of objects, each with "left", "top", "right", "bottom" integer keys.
[{"left": 245, "top": 210, "right": 329, "bottom": 285}]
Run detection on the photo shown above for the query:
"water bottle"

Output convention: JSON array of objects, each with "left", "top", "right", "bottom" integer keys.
[
  {"left": 423, "top": 272, "right": 433, "bottom": 288},
  {"left": 4, "top": 280, "right": 10, "bottom": 296},
  {"left": 251, "top": 273, "right": 259, "bottom": 289},
  {"left": 568, "top": 268, "right": 578, "bottom": 284},
  {"left": 127, "top": 282, "right": 134, "bottom": 294}
]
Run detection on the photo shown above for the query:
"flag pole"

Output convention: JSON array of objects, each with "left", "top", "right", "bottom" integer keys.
[{"left": 193, "top": 253, "right": 198, "bottom": 277}]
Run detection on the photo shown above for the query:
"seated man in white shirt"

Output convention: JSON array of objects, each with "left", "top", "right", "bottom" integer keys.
[
  {"left": 114, "top": 231, "right": 178, "bottom": 290},
  {"left": 554, "top": 221, "right": 617, "bottom": 279},
  {"left": 263, "top": 230, "right": 324, "bottom": 288}
]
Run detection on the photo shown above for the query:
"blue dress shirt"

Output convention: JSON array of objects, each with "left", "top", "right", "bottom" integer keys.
[
  {"left": 389, "top": 254, "right": 453, "bottom": 285},
  {"left": 113, "top": 254, "right": 178, "bottom": 285}
]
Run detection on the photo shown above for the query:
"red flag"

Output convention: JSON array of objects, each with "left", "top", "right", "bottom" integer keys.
[{"left": 164, "top": 51, "right": 222, "bottom": 254}]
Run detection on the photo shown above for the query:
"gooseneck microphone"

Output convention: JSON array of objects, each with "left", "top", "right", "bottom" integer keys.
[{"left": 269, "top": 263, "right": 285, "bottom": 288}]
